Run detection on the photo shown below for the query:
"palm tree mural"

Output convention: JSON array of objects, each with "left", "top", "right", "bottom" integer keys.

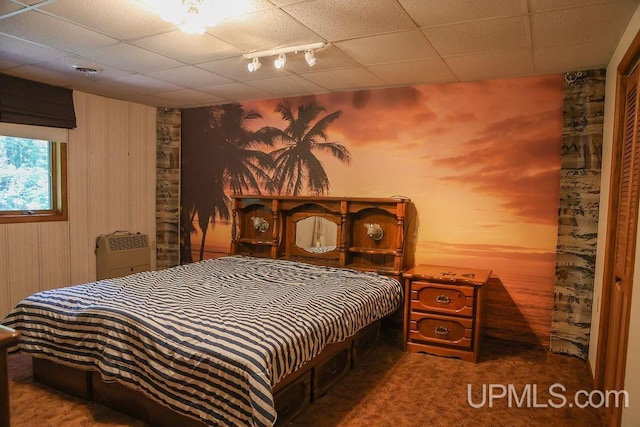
[
  {"left": 268, "top": 100, "right": 351, "bottom": 195},
  {"left": 181, "top": 104, "right": 276, "bottom": 263}
]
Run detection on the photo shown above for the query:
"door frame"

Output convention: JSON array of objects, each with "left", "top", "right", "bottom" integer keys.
[{"left": 594, "top": 28, "right": 640, "bottom": 397}]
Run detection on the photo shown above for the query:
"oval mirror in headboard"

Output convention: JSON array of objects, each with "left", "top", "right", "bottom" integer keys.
[{"left": 295, "top": 216, "right": 338, "bottom": 254}]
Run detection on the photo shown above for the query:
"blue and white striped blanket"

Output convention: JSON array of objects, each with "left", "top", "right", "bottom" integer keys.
[{"left": 3, "top": 256, "right": 402, "bottom": 426}]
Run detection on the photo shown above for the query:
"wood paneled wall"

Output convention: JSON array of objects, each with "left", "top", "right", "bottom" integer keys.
[{"left": 0, "top": 92, "right": 157, "bottom": 319}]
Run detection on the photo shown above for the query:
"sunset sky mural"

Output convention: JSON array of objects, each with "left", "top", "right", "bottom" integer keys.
[{"left": 182, "top": 74, "right": 563, "bottom": 344}]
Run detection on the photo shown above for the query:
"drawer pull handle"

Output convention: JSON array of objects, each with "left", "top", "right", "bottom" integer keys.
[
  {"left": 326, "top": 365, "right": 338, "bottom": 375},
  {"left": 434, "top": 326, "right": 449, "bottom": 336},
  {"left": 435, "top": 295, "right": 451, "bottom": 304}
]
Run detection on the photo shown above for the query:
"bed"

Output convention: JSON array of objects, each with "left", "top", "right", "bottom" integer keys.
[{"left": 3, "top": 195, "right": 413, "bottom": 427}]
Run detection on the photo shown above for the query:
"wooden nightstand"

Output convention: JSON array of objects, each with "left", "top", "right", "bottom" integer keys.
[{"left": 403, "top": 264, "right": 492, "bottom": 362}]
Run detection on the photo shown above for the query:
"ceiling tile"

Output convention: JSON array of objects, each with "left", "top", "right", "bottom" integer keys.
[
  {"left": 38, "top": 0, "right": 175, "bottom": 40},
  {"left": 9, "top": 0, "right": 51, "bottom": 7},
  {"left": 0, "top": 9, "right": 119, "bottom": 55},
  {"left": 84, "top": 43, "right": 183, "bottom": 73},
  {"left": 0, "top": 58, "right": 19, "bottom": 70},
  {"left": 369, "top": 58, "right": 457, "bottom": 85},
  {"left": 0, "top": 1, "right": 22, "bottom": 16},
  {"left": 282, "top": 0, "right": 416, "bottom": 40},
  {"left": 0, "top": 64, "right": 76, "bottom": 88},
  {"left": 100, "top": 74, "right": 185, "bottom": 95},
  {"left": 528, "top": 0, "right": 612, "bottom": 13},
  {"left": 0, "top": 33, "right": 68, "bottom": 66},
  {"left": 113, "top": 92, "right": 168, "bottom": 107},
  {"left": 33, "top": 55, "right": 131, "bottom": 81},
  {"left": 534, "top": 41, "right": 612, "bottom": 74},
  {"left": 301, "top": 67, "right": 387, "bottom": 91},
  {"left": 266, "top": 0, "right": 311, "bottom": 5},
  {"left": 70, "top": 80, "right": 159, "bottom": 105},
  {"left": 399, "top": 0, "right": 526, "bottom": 27},
  {"left": 131, "top": 31, "right": 243, "bottom": 64},
  {"left": 1, "top": 0, "right": 637, "bottom": 107},
  {"left": 245, "top": 75, "right": 329, "bottom": 98},
  {"left": 198, "top": 82, "right": 272, "bottom": 102},
  {"left": 446, "top": 49, "right": 535, "bottom": 81},
  {"left": 153, "top": 89, "right": 227, "bottom": 108},
  {"left": 422, "top": 16, "right": 530, "bottom": 56},
  {"left": 334, "top": 30, "right": 439, "bottom": 65},
  {"left": 208, "top": 8, "right": 321, "bottom": 52},
  {"left": 146, "top": 66, "right": 233, "bottom": 87},
  {"left": 531, "top": 2, "right": 633, "bottom": 48}
]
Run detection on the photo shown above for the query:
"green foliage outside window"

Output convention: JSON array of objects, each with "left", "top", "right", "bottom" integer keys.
[{"left": 0, "top": 136, "right": 52, "bottom": 211}]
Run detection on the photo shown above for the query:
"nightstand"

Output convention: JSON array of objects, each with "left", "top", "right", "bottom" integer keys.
[{"left": 403, "top": 264, "right": 492, "bottom": 362}]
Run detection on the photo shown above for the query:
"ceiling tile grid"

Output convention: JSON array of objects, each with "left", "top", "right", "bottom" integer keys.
[{"left": 0, "top": 0, "right": 637, "bottom": 107}]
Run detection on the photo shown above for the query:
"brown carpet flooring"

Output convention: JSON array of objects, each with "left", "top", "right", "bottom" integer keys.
[{"left": 7, "top": 332, "right": 605, "bottom": 427}]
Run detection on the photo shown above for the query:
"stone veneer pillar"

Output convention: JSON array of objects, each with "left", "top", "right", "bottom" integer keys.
[
  {"left": 156, "top": 108, "right": 181, "bottom": 269},
  {"left": 551, "top": 69, "right": 605, "bottom": 358}
]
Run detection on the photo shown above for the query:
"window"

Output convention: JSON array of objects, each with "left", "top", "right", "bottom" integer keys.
[{"left": 0, "top": 125, "right": 68, "bottom": 224}]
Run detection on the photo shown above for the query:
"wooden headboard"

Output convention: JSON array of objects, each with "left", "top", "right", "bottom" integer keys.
[{"left": 230, "top": 195, "right": 414, "bottom": 281}]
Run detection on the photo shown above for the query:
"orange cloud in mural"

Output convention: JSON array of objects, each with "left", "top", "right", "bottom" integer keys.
[{"left": 183, "top": 75, "right": 563, "bottom": 297}]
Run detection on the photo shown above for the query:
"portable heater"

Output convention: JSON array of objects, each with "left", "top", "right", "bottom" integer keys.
[{"left": 95, "top": 232, "right": 151, "bottom": 280}]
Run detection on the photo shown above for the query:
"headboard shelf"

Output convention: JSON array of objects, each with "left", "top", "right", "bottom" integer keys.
[
  {"left": 231, "top": 195, "right": 414, "bottom": 280},
  {"left": 349, "top": 247, "right": 399, "bottom": 255},
  {"left": 237, "top": 238, "right": 277, "bottom": 245}
]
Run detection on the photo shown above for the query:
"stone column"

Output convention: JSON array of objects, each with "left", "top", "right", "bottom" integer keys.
[
  {"left": 156, "top": 108, "right": 181, "bottom": 269},
  {"left": 551, "top": 69, "right": 605, "bottom": 358}
]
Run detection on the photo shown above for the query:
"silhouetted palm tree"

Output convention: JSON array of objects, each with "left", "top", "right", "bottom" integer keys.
[
  {"left": 268, "top": 100, "right": 350, "bottom": 195},
  {"left": 181, "top": 104, "right": 276, "bottom": 263}
]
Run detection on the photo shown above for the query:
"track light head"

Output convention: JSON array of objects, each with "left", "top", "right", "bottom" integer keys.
[
  {"left": 247, "top": 57, "right": 261, "bottom": 72},
  {"left": 274, "top": 53, "right": 287, "bottom": 69},
  {"left": 304, "top": 49, "right": 316, "bottom": 67}
]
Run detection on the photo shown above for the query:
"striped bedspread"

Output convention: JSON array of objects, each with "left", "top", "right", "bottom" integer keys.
[{"left": 3, "top": 256, "right": 403, "bottom": 427}]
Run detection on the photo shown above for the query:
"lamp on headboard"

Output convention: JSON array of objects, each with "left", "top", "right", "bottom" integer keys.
[
  {"left": 250, "top": 216, "right": 269, "bottom": 233},
  {"left": 364, "top": 223, "right": 384, "bottom": 241}
]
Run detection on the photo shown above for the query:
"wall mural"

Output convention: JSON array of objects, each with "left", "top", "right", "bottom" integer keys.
[{"left": 180, "top": 75, "right": 565, "bottom": 349}]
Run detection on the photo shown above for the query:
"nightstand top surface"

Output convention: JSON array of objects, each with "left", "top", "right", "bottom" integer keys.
[{"left": 403, "top": 264, "right": 492, "bottom": 286}]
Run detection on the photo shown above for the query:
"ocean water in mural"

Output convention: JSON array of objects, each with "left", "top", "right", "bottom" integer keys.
[{"left": 181, "top": 75, "right": 563, "bottom": 346}]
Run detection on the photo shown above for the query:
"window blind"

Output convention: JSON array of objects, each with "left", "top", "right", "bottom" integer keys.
[{"left": 0, "top": 73, "right": 76, "bottom": 129}]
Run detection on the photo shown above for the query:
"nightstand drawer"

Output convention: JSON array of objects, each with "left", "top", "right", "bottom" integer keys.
[
  {"left": 410, "top": 281, "right": 475, "bottom": 317},
  {"left": 409, "top": 313, "right": 473, "bottom": 349}
]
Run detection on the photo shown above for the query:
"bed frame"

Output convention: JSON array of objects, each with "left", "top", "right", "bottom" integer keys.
[{"left": 32, "top": 195, "right": 414, "bottom": 426}]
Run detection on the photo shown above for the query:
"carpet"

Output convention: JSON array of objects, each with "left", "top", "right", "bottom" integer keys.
[{"left": 7, "top": 332, "right": 605, "bottom": 426}]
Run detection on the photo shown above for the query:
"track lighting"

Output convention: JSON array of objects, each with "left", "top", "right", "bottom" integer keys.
[
  {"left": 247, "top": 57, "right": 261, "bottom": 72},
  {"left": 304, "top": 49, "right": 316, "bottom": 67},
  {"left": 274, "top": 53, "right": 287, "bottom": 69},
  {"left": 242, "top": 42, "right": 326, "bottom": 72}
]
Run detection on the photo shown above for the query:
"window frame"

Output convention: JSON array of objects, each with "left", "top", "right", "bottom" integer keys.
[{"left": 0, "top": 132, "right": 68, "bottom": 224}]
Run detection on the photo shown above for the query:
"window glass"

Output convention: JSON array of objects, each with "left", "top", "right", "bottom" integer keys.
[
  {"left": 0, "top": 136, "right": 52, "bottom": 211},
  {"left": 0, "top": 133, "right": 67, "bottom": 223}
]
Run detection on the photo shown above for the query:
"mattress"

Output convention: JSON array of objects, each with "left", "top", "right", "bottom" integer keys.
[{"left": 3, "top": 255, "right": 403, "bottom": 426}]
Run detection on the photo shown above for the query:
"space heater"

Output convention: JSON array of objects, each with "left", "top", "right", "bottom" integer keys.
[{"left": 95, "top": 232, "right": 150, "bottom": 280}]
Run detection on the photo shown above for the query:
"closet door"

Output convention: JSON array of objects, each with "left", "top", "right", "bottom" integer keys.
[{"left": 604, "top": 64, "right": 640, "bottom": 427}]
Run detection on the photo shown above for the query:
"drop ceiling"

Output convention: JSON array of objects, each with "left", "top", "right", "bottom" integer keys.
[{"left": 0, "top": 0, "right": 637, "bottom": 108}]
